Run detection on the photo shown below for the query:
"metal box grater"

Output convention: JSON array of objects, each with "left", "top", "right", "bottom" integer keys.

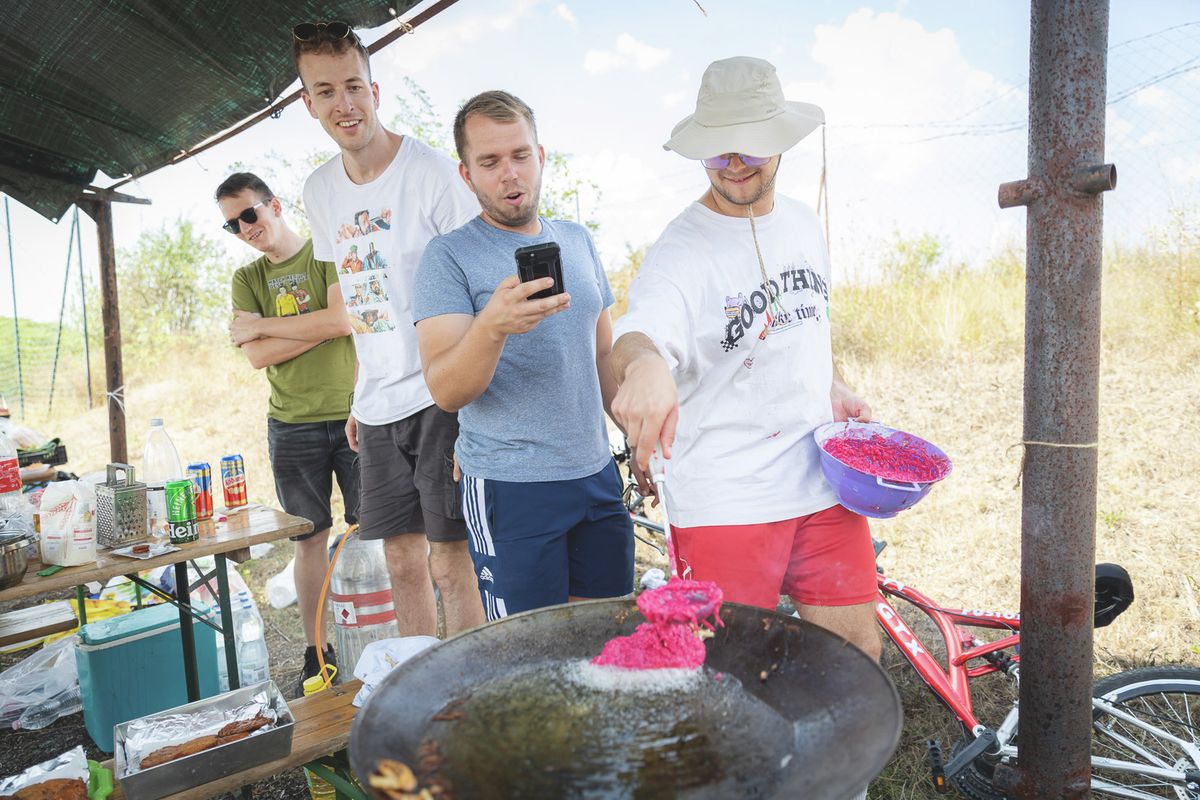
[{"left": 96, "top": 463, "right": 148, "bottom": 548}]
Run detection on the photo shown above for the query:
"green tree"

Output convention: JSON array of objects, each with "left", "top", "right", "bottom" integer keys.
[
  {"left": 608, "top": 245, "right": 646, "bottom": 320},
  {"left": 390, "top": 77, "right": 603, "bottom": 231},
  {"left": 104, "top": 219, "right": 230, "bottom": 347},
  {"left": 882, "top": 231, "right": 944, "bottom": 285}
]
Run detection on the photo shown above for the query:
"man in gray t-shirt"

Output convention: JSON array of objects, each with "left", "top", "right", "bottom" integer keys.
[{"left": 412, "top": 90, "right": 633, "bottom": 620}]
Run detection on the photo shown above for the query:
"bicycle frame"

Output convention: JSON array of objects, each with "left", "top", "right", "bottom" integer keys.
[{"left": 876, "top": 574, "right": 1021, "bottom": 732}]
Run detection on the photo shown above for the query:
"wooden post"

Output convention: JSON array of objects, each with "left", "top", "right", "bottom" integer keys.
[{"left": 78, "top": 197, "right": 127, "bottom": 464}]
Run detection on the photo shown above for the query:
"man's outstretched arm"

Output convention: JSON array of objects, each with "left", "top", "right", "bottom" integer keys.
[{"left": 610, "top": 332, "right": 679, "bottom": 472}]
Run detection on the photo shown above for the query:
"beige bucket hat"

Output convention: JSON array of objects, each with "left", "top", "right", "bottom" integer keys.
[{"left": 664, "top": 56, "right": 825, "bottom": 160}]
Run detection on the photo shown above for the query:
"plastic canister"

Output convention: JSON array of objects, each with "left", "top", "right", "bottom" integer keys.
[
  {"left": 234, "top": 591, "right": 270, "bottom": 687},
  {"left": 303, "top": 664, "right": 339, "bottom": 800},
  {"left": 330, "top": 533, "right": 398, "bottom": 674}
]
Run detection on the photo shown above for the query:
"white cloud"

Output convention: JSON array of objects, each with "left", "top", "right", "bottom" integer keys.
[
  {"left": 377, "top": 0, "right": 541, "bottom": 73},
  {"left": 662, "top": 89, "right": 689, "bottom": 110},
  {"left": 777, "top": 10, "right": 1027, "bottom": 271},
  {"left": 1134, "top": 85, "right": 1169, "bottom": 109},
  {"left": 583, "top": 33, "right": 670, "bottom": 75},
  {"left": 554, "top": 3, "right": 577, "bottom": 28},
  {"left": 1107, "top": 107, "right": 1134, "bottom": 143}
]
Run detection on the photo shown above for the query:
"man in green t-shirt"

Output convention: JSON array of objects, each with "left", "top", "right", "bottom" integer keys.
[{"left": 217, "top": 171, "right": 358, "bottom": 695}]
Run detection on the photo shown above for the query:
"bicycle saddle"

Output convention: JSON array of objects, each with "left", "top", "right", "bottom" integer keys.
[{"left": 1094, "top": 563, "right": 1134, "bottom": 628}]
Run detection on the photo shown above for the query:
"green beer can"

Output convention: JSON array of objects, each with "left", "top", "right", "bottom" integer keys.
[{"left": 165, "top": 478, "right": 198, "bottom": 544}]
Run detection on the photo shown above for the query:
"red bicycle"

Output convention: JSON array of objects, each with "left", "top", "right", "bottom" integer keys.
[{"left": 613, "top": 443, "right": 1200, "bottom": 799}]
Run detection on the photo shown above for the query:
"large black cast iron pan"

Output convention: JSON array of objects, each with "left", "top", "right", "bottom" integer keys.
[{"left": 351, "top": 599, "right": 901, "bottom": 799}]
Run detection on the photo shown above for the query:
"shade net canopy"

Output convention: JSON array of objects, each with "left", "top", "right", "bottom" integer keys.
[{"left": 0, "top": 0, "right": 421, "bottom": 221}]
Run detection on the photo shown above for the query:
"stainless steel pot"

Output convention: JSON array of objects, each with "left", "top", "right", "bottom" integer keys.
[{"left": 0, "top": 530, "right": 35, "bottom": 590}]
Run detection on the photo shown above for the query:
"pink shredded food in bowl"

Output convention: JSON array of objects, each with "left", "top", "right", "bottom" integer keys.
[{"left": 822, "top": 431, "right": 951, "bottom": 483}]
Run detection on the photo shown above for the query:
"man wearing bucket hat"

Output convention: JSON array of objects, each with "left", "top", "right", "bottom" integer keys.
[{"left": 611, "top": 57, "right": 881, "bottom": 664}]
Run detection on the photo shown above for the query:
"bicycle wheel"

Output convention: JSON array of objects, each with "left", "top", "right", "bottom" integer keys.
[
  {"left": 952, "top": 667, "right": 1200, "bottom": 800},
  {"left": 1090, "top": 666, "right": 1200, "bottom": 799}
]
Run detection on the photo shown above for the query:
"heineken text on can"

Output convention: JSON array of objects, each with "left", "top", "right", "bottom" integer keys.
[
  {"left": 220, "top": 455, "right": 248, "bottom": 508},
  {"left": 188, "top": 462, "right": 213, "bottom": 520},
  {"left": 170, "top": 518, "right": 199, "bottom": 544},
  {"left": 165, "top": 479, "right": 196, "bottom": 523}
]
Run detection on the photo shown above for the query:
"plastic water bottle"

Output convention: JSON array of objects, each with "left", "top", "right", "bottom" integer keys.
[
  {"left": 0, "top": 429, "right": 23, "bottom": 515},
  {"left": 234, "top": 592, "right": 271, "bottom": 686},
  {"left": 303, "top": 664, "right": 340, "bottom": 799},
  {"left": 14, "top": 685, "right": 82, "bottom": 730},
  {"left": 142, "top": 419, "right": 183, "bottom": 544},
  {"left": 215, "top": 629, "right": 230, "bottom": 693},
  {"left": 330, "top": 533, "right": 398, "bottom": 675}
]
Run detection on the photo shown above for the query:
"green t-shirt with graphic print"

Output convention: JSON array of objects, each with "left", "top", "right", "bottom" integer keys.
[{"left": 230, "top": 240, "right": 355, "bottom": 424}]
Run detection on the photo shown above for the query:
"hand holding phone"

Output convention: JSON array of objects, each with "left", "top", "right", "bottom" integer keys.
[{"left": 515, "top": 242, "right": 565, "bottom": 299}]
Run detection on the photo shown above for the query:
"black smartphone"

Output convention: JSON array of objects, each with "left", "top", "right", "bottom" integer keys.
[{"left": 514, "top": 242, "right": 565, "bottom": 300}]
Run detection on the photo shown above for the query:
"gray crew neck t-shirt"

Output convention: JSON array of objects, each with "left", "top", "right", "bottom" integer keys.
[{"left": 413, "top": 216, "right": 615, "bottom": 483}]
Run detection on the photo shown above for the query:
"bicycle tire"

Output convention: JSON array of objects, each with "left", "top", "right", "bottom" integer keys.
[
  {"left": 951, "top": 666, "right": 1200, "bottom": 800},
  {"left": 1090, "top": 666, "right": 1200, "bottom": 798}
]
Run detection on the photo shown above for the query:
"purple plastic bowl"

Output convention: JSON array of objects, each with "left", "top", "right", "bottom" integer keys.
[{"left": 813, "top": 421, "right": 952, "bottom": 519}]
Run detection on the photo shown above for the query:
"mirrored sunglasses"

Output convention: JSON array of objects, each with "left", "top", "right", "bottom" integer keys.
[
  {"left": 222, "top": 200, "right": 268, "bottom": 235},
  {"left": 701, "top": 153, "right": 773, "bottom": 170},
  {"left": 293, "top": 20, "right": 354, "bottom": 42}
]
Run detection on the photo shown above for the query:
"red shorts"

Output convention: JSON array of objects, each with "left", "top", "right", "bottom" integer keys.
[{"left": 669, "top": 504, "right": 875, "bottom": 609}]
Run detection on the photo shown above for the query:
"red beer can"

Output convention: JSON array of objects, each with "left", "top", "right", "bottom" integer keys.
[
  {"left": 220, "top": 454, "right": 248, "bottom": 508},
  {"left": 187, "top": 462, "right": 213, "bottom": 520}
]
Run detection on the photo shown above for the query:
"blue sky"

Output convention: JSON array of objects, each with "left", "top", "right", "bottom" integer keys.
[{"left": 3, "top": 0, "right": 1198, "bottom": 321}]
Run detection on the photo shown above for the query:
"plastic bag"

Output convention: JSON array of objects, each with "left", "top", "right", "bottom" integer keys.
[
  {"left": 0, "top": 635, "right": 81, "bottom": 729},
  {"left": 266, "top": 557, "right": 297, "bottom": 609},
  {"left": 39, "top": 480, "right": 97, "bottom": 566},
  {"left": 351, "top": 636, "right": 438, "bottom": 707}
]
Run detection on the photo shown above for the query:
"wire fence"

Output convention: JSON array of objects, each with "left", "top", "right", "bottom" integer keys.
[
  {"left": 0, "top": 205, "right": 96, "bottom": 425},
  {"left": 819, "top": 19, "right": 1200, "bottom": 279}
]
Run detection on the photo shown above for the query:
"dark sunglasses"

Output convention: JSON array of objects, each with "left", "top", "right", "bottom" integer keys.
[
  {"left": 701, "top": 153, "right": 773, "bottom": 170},
  {"left": 293, "top": 21, "right": 354, "bottom": 42},
  {"left": 222, "top": 200, "right": 269, "bottom": 234}
]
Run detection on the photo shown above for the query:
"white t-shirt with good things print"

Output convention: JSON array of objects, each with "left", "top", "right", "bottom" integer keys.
[
  {"left": 613, "top": 196, "right": 840, "bottom": 528},
  {"left": 304, "top": 136, "right": 480, "bottom": 425}
]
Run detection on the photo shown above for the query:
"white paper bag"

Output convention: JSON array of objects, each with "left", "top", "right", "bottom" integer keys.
[{"left": 39, "top": 481, "right": 97, "bottom": 566}]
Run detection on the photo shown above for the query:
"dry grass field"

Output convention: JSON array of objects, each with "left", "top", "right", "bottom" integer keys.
[{"left": 14, "top": 235, "right": 1200, "bottom": 798}]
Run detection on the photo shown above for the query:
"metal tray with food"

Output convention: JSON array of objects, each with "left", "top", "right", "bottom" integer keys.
[{"left": 113, "top": 680, "right": 294, "bottom": 800}]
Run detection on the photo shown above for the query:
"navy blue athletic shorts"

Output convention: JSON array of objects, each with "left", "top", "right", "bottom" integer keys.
[{"left": 459, "top": 459, "right": 635, "bottom": 620}]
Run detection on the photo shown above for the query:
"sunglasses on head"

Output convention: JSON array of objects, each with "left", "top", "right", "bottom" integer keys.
[
  {"left": 293, "top": 20, "right": 354, "bottom": 42},
  {"left": 701, "top": 153, "right": 773, "bottom": 170},
  {"left": 222, "top": 200, "right": 269, "bottom": 234}
]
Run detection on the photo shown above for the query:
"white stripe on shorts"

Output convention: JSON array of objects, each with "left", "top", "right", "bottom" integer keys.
[
  {"left": 483, "top": 588, "right": 509, "bottom": 621},
  {"left": 463, "top": 475, "right": 496, "bottom": 557}
]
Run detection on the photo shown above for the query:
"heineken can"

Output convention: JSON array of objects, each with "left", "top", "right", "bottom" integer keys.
[
  {"left": 166, "top": 479, "right": 198, "bottom": 544},
  {"left": 169, "top": 518, "right": 199, "bottom": 544}
]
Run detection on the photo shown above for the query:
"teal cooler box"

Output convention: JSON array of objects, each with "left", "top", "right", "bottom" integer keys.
[{"left": 77, "top": 603, "right": 221, "bottom": 752}]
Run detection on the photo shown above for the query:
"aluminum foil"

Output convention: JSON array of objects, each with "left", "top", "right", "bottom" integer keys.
[
  {"left": 0, "top": 745, "right": 88, "bottom": 793},
  {"left": 122, "top": 690, "right": 277, "bottom": 773}
]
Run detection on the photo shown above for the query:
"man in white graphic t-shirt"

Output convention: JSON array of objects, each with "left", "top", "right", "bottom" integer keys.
[
  {"left": 293, "top": 20, "right": 484, "bottom": 638},
  {"left": 611, "top": 57, "right": 881, "bottom": 668}
]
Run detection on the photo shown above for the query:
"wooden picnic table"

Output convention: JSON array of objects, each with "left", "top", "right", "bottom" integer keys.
[
  {"left": 0, "top": 505, "right": 312, "bottom": 703},
  {"left": 0, "top": 505, "right": 311, "bottom": 603}
]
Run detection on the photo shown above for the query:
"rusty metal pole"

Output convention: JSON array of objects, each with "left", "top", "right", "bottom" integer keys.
[
  {"left": 79, "top": 198, "right": 127, "bottom": 464},
  {"left": 995, "top": 1, "right": 1115, "bottom": 797}
]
